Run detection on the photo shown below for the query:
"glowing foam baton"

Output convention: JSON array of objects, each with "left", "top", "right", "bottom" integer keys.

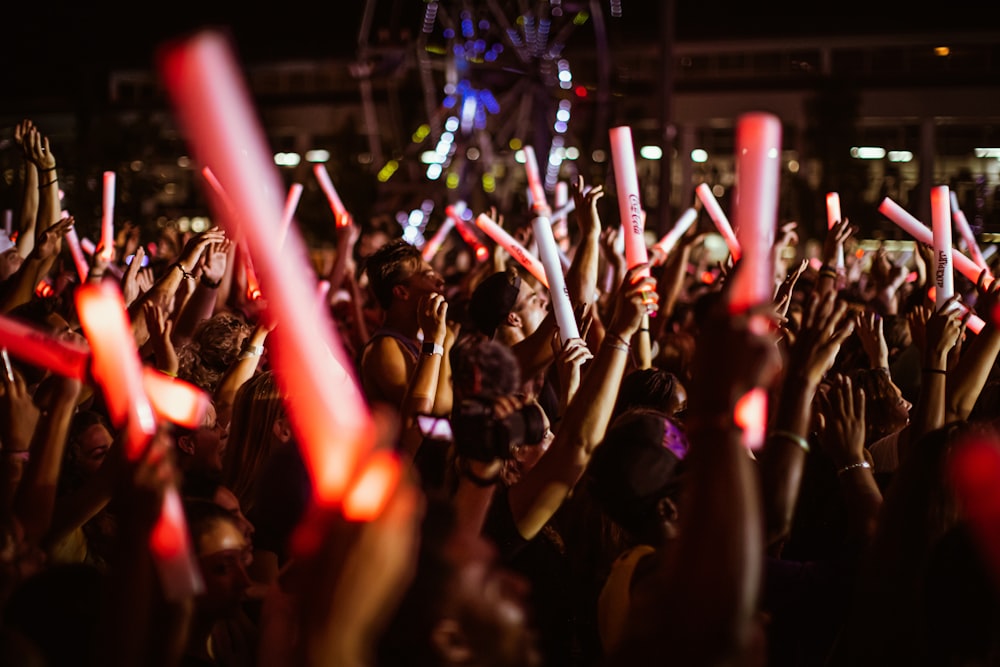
[
  {"left": 879, "top": 197, "right": 994, "bottom": 290},
  {"left": 697, "top": 183, "right": 741, "bottom": 261},
  {"left": 80, "top": 237, "right": 96, "bottom": 256},
  {"left": 610, "top": 127, "right": 650, "bottom": 279},
  {"left": 948, "top": 433, "right": 1000, "bottom": 593},
  {"left": 448, "top": 205, "right": 489, "bottom": 262},
  {"left": 931, "top": 186, "right": 956, "bottom": 310},
  {"left": 314, "top": 163, "right": 351, "bottom": 228},
  {"left": 3, "top": 210, "right": 11, "bottom": 238},
  {"left": 278, "top": 183, "right": 304, "bottom": 248},
  {"left": 141, "top": 368, "right": 210, "bottom": 430},
  {"left": 421, "top": 216, "right": 454, "bottom": 262},
  {"left": 826, "top": 192, "right": 845, "bottom": 269},
  {"left": 99, "top": 171, "right": 116, "bottom": 262},
  {"left": 76, "top": 281, "right": 203, "bottom": 599},
  {"left": 653, "top": 207, "right": 697, "bottom": 257},
  {"left": 552, "top": 181, "right": 570, "bottom": 252},
  {"left": 475, "top": 213, "right": 548, "bottom": 288},
  {"left": 729, "top": 112, "right": 782, "bottom": 450},
  {"left": 158, "top": 30, "right": 386, "bottom": 510},
  {"left": 0, "top": 314, "right": 90, "bottom": 380},
  {"left": 64, "top": 226, "right": 90, "bottom": 282},
  {"left": 951, "top": 190, "right": 990, "bottom": 274},
  {"left": 523, "top": 146, "right": 579, "bottom": 342}
]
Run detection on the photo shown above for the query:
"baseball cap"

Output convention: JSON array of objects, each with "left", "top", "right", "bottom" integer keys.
[{"left": 467, "top": 269, "right": 522, "bottom": 338}]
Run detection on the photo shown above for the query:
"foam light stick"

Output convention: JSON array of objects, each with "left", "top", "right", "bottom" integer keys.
[
  {"left": 278, "top": 183, "right": 304, "bottom": 247},
  {"left": 80, "top": 237, "right": 96, "bottom": 256},
  {"left": 931, "top": 186, "right": 955, "bottom": 310},
  {"left": 523, "top": 146, "right": 550, "bottom": 216},
  {"left": 100, "top": 171, "right": 116, "bottom": 261},
  {"left": 610, "top": 127, "right": 650, "bottom": 278},
  {"left": 3, "top": 209, "right": 11, "bottom": 238},
  {"left": 696, "top": 182, "right": 741, "bottom": 261},
  {"left": 64, "top": 227, "right": 89, "bottom": 282},
  {"left": 948, "top": 432, "right": 1000, "bottom": 592},
  {"left": 879, "top": 197, "right": 994, "bottom": 291},
  {"left": 447, "top": 205, "right": 489, "bottom": 262},
  {"left": 552, "top": 181, "right": 570, "bottom": 252},
  {"left": 0, "top": 313, "right": 90, "bottom": 380},
  {"left": 314, "top": 163, "right": 351, "bottom": 228},
  {"left": 730, "top": 112, "right": 782, "bottom": 450},
  {"left": 75, "top": 281, "right": 203, "bottom": 599},
  {"left": 826, "top": 192, "right": 845, "bottom": 269},
  {"left": 158, "top": 30, "right": 385, "bottom": 511},
  {"left": 654, "top": 207, "right": 698, "bottom": 258},
  {"left": 142, "top": 367, "right": 210, "bottom": 429},
  {"left": 475, "top": 213, "right": 549, "bottom": 288},
  {"left": 421, "top": 216, "right": 454, "bottom": 262},
  {"left": 951, "top": 190, "right": 990, "bottom": 273}
]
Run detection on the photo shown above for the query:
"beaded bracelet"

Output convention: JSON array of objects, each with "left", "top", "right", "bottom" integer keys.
[
  {"left": 837, "top": 460, "right": 871, "bottom": 476},
  {"left": 769, "top": 429, "right": 810, "bottom": 453},
  {"left": 173, "top": 264, "right": 195, "bottom": 281}
]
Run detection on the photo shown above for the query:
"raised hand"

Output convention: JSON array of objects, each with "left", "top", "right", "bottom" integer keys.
[
  {"left": 855, "top": 309, "right": 890, "bottom": 370},
  {"left": 12, "top": 119, "right": 35, "bottom": 158},
  {"left": 552, "top": 335, "right": 593, "bottom": 411},
  {"left": 822, "top": 217, "right": 854, "bottom": 268},
  {"left": 924, "top": 296, "right": 965, "bottom": 370},
  {"left": 0, "top": 367, "right": 40, "bottom": 454},
  {"left": 416, "top": 292, "right": 448, "bottom": 346},
  {"left": 177, "top": 226, "right": 227, "bottom": 273},
  {"left": 121, "top": 246, "right": 146, "bottom": 307},
  {"left": 25, "top": 125, "right": 56, "bottom": 172},
  {"left": 198, "top": 238, "right": 232, "bottom": 286},
  {"left": 774, "top": 258, "right": 808, "bottom": 320},
  {"left": 789, "top": 289, "right": 856, "bottom": 388},
  {"left": 607, "top": 263, "right": 658, "bottom": 340},
  {"left": 817, "top": 373, "right": 867, "bottom": 470},
  {"left": 143, "top": 300, "right": 178, "bottom": 376},
  {"left": 572, "top": 175, "right": 605, "bottom": 237},
  {"left": 29, "top": 215, "right": 74, "bottom": 262}
]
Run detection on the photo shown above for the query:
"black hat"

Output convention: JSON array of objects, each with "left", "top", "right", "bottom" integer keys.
[{"left": 467, "top": 270, "right": 522, "bottom": 338}]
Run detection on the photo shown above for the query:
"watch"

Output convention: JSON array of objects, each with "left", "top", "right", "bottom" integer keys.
[{"left": 421, "top": 341, "right": 444, "bottom": 357}]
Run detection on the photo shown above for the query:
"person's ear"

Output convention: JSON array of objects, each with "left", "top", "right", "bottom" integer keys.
[
  {"left": 506, "top": 311, "right": 522, "bottom": 328},
  {"left": 392, "top": 284, "right": 410, "bottom": 302},
  {"left": 176, "top": 434, "right": 195, "bottom": 456},
  {"left": 430, "top": 618, "right": 473, "bottom": 663},
  {"left": 657, "top": 496, "right": 681, "bottom": 540}
]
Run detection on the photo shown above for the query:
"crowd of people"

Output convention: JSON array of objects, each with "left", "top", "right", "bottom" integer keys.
[{"left": 2, "top": 116, "right": 1000, "bottom": 667}]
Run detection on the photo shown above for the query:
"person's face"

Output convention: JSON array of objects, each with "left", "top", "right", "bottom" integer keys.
[
  {"left": 75, "top": 423, "right": 113, "bottom": 477},
  {"left": 511, "top": 280, "right": 547, "bottom": 336},
  {"left": 189, "top": 404, "right": 228, "bottom": 474},
  {"left": 405, "top": 260, "right": 445, "bottom": 300},
  {"left": 0, "top": 249, "right": 23, "bottom": 281},
  {"left": 197, "top": 519, "right": 252, "bottom": 617},
  {"left": 889, "top": 383, "right": 912, "bottom": 429},
  {"left": 212, "top": 485, "right": 255, "bottom": 545},
  {"left": 666, "top": 381, "right": 688, "bottom": 420},
  {"left": 502, "top": 403, "right": 553, "bottom": 486}
]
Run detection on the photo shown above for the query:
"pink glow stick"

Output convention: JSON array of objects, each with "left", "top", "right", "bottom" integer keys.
[
  {"left": 609, "top": 127, "right": 650, "bottom": 278},
  {"left": 730, "top": 112, "right": 782, "bottom": 450},
  {"left": 476, "top": 214, "right": 549, "bottom": 288},
  {"left": 653, "top": 207, "right": 698, "bottom": 257},
  {"left": 80, "top": 237, "right": 96, "bottom": 256},
  {"left": 342, "top": 449, "right": 402, "bottom": 521},
  {"left": 76, "top": 281, "right": 203, "bottom": 599},
  {"left": 142, "top": 367, "right": 210, "bottom": 429},
  {"left": 826, "top": 192, "right": 845, "bottom": 269},
  {"left": 313, "top": 163, "right": 351, "bottom": 228},
  {"left": 951, "top": 190, "right": 990, "bottom": 274},
  {"left": 421, "top": 216, "right": 454, "bottom": 262},
  {"left": 100, "top": 172, "right": 116, "bottom": 261},
  {"left": 696, "top": 183, "right": 741, "bottom": 261},
  {"left": 931, "top": 186, "right": 955, "bottom": 310},
  {"left": 3, "top": 210, "right": 11, "bottom": 238},
  {"left": 448, "top": 206, "right": 489, "bottom": 262},
  {"left": 0, "top": 314, "right": 90, "bottom": 380},
  {"left": 158, "top": 30, "right": 386, "bottom": 510},
  {"left": 64, "top": 227, "right": 90, "bottom": 282},
  {"left": 278, "top": 183, "right": 304, "bottom": 247},
  {"left": 879, "top": 197, "right": 994, "bottom": 290},
  {"left": 522, "top": 146, "right": 550, "bottom": 216}
]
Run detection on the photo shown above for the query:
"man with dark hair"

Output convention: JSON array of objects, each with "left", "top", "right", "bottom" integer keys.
[{"left": 359, "top": 238, "right": 454, "bottom": 415}]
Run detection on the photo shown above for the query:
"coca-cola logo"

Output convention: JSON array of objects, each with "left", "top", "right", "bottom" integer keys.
[{"left": 628, "top": 194, "right": 643, "bottom": 234}]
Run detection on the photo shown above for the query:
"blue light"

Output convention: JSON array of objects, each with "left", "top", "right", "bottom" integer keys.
[
  {"left": 479, "top": 19, "right": 490, "bottom": 30},
  {"left": 443, "top": 95, "right": 457, "bottom": 109},
  {"left": 443, "top": 28, "right": 454, "bottom": 39},
  {"left": 484, "top": 51, "right": 497, "bottom": 62},
  {"left": 462, "top": 19, "right": 474, "bottom": 37}
]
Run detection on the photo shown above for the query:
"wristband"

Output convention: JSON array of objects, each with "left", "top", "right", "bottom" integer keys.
[
  {"left": 238, "top": 343, "right": 264, "bottom": 360},
  {"left": 173, "top": 264, "right": 195, "bottom": 281},
  {"left": 769, "top": 429, "right": 810, "bottom": 453},
  {"left": 200, "top": 274, "right": 222, "bottom": 289},
  {"left": 421, "top": 341, "right": 444, "bottom": 357},
  {"left": 837, "top": 460, "right": 871, "bottom": 476}
]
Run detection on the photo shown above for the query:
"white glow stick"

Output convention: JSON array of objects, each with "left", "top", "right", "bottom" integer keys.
[
  {"left": 550, "top": 199, "right": 576, "bottom": 224},
  {"left": 951, "top": 191, "right": 989, "bottom": 273},
  {"left": 879, "top": 197, "right": 994, "bottom": 290},
  {"left": 65, "top": 227, "right": 89, "bottom": 282},
  {"left": 100, "top": 172, "right": 116, "bottom": 261},
  {"left": 313, "top": 163, "right": 351, "bottom": 227},
  {"left": 931, "top": 186, "right": 955, "bottom": 310},
  {"left": 826, "top": 192, "right": 845, "bottom": 269},
  {"left": 3, "top": 210, "right": 11, "bottom": 238},
  {"left": 421, "top": 216, "right": 454, "bottom": 262},
  {"left": 653, "top": 207, "right": 697, "bottom": 257},
  {"left": 532, "top": 211, "right": 579, "bottom": 343},
  {"left": 522, "top": 146, "right": 550, "bottom": 216},
  {"left": 730, "top": 112, "right": 781, "bottom": 450},
  {"left": 552, "top": 181, "right": 570, "bottom": 252},
  {"left": 158, "top": 30, "right": 386, "bottom": 510},
  {"left": 80, "top": 237, "right": 96, "bottom": 256},
  {"left": 475, "top": 213, "right": 549, "bottom": 288},
  {"left": 609, "top": 126, "right": 650, "bottom": 278},
  {"left": 696, "top": 183, "right": 741, "bottom": 261},
  {"left": 278, "top": 183, "right": 304, "bottom": 247}
]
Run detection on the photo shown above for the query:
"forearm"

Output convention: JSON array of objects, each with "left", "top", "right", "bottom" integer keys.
[
  {"left": 214, "top": 330, "right": 268, "bottom": 423},
  {"left": 946, "top": 329, "right": 1000, "bottom": 421},
  {"left": 37, "top": 172, "right": 61, "bottom": 234},
  {"left": 0, "top": 258, "right": 46, "bottom": 314},
  {"left": 15, "top": 164, "right": 39, "bottom": 258},
  {"left": 908, "top": 353, "right": 949, "bottom": 446},
  {"left": 565, "top": 229, "right": 600, "bottom": 310},
  {"left": 44, "top": 467, "right": 115, "bottom": 550},
  {"left": 431, "top": 340, "right": 453, "bottom": 417},
  {"left": 835, "top": 461, "right": 883, "bottom": 546},
  {"left": 172, "top": 281, "right": 218, "bottom": 344}
]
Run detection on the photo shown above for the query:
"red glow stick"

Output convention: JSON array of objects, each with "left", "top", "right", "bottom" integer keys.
[
  {"left": 100, "top": 172, "right": 116, "bottom": 261},
  {"left": 948, "top": 434, "right": 1000, "bottom": 593},
  {"left": 313, "top": 163, "right": 351, "bottom": 228},
  {"left": 654, "top": 207, "right": 698, "bottom": 257},
  {"left": 64, "top": 227, "right": 90, "bottom": 282},
  {"left": 931, "top": 186, "right": 955, "bottom": 310},
  {"left": 421, "top": 216, "right": 454, "bottom": 262},
  {"left": 142, "top": 367, "right": 210, "bottom": 429},
  {"left": 240, "top": 241, "right": 263, "bottom": 301},
  {"left": 951, "top": 190, "right": 990, "bottom": 274},
  {"left": 522, "top": 146, "right": 550, "bottom": 216},
  {"left": 826, "top": 192, "right": 845, "bottom": 269},
  {"left": 879, "top": 197, "right": 994, "bottom": 291},
  {"left": 342, "top": 449, "right": 402, "bottom": 521},
  {"left": 475, "top": 213, "right": 549, "bottom": 288},
  {"left": 0, "top": 313, "right": 90, "bottom": 380},
  {"left": 448, "top": 205, "right": 488, "bottom": 262},
  {"left": 158, "top": 30, "right": 382, "bottom": 509},
  {"left": 696, "top": 183, "right": 740, "bottom": 261},
  {"left": 278, "top": 183, "right": 304, "bottom": 247},
  {"left": 609, "top": 126, "right": 650, "bottom": 278}
]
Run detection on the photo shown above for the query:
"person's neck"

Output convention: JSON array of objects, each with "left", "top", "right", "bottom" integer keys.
[{"left": 382, "top": 306, "right": 420, "bottom": 340}]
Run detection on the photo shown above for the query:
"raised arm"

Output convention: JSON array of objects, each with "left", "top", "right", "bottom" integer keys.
[
  {"left": 172, "top": 238, "right": 231, "bottom": 344},
  {"left": 397, "top": 293, "right": 448, "bottom": 460},
  {"left": 564, "top": 176, "right": 604, "bottom": 311},
  {"left": 945, "top": 271, "right": 1000, "bottom": 422},
  {"left": 0, "top": 215, "right": 75, "bottom": 314},
  {"left": 12, "top": 120, "right": 39, "bottom": 259}
]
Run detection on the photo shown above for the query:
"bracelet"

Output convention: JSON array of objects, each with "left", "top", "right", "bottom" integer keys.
[
  {"left": 39, "top": 166, "right": 56, "bottom": 173},
  {"left": 818, "top": 267, "right": 838, "bottom": 279},
  {"left": 837, "top": 460, "right": 871, "bottom": 476},
  {"left": 922, "top": 368, "right": 947, "bottom": 375},
  {"left": 421, "top": 341, "right": 444, "bottom": 357},
  {"left": 459, "top": 462, "right": 500, "bottom": 487},
  {"left": 603, "top": 338, "right": 630, "bottom": 354},
  {"left": 238, "top": 343, "right": 265, "bottom": 360},
  {"left": 38, "top": 179, "right": 57, "bottom": 188},
  {"left": 200, "top": 274, "right": 222, "bottom": 289},
  {"left": 769, "top": 429, "right": 810, "bottom": 453},
  {"left": 173, "top": 264, "right": 195, "bottom": 281}
]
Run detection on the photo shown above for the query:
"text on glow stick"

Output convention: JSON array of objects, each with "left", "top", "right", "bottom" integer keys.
[
  {"left": 931, "top": 186, "right": 955, "bottom": 309},
  {"left": 609, "top": 126, "right": 650, "bottom": 278},
  {"left": 158, "top": 30, "right": 390, "bottom": 511},
  {"left": 522, "top": 146, "right": 550, "bottom": 215},
  {"left": 65, "top": 227, "right": 90, "bottom": 282},
  {"left": 100, "top": 172, "right": 116, "bottom": 261},
  {"left": 951, "top": 190, "right": 990, "bottom": 273},
  {"left": 879, "top": 197, "right": 994, "bottom": 291},
  {"left": 313, "top": 163, "right": 351, "bottom": 227},
  {"left": 278, "top": 183, "right": 304, "bottom": 247},
  {"left": 654, "top": 207, "right": 698, "bottom": 256},
  {"left": 826, "top": 192, "right": 845, "bottom": 269},
  {"left": 421, "top": 217, "right": 454, "bottom": 262},
  {"left": 475, "top": 214, "right": 549, "bottom": 288},
  {"left": 696, "top": 183, "right": 741, "bottom": 261}
]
